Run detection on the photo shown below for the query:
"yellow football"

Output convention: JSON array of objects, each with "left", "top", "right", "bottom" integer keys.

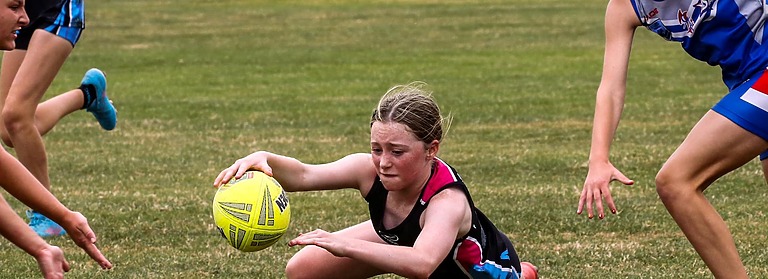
[{"left": 212, "top": 171, "right": 291, "bottom": 252}]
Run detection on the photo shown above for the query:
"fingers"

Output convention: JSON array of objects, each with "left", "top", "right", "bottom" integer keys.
[
  {"left": 212, "top": 171, "right": 227, "bottom": 188},
  {"left": 67, "top": 214, "right": 112, "bottom": 269},
  {"left": 288, "top": 229, "right": 324, "bottom": 247},
  {"left": 62, "top": 258, "right": 70, "bottom": 273},
  {"left": 615, "top": 174, "right": 635, "bottom": 186},
  {"left": 579, "top": 183, "right": 617, "bottom": 219},
  {"left": 579, "top": 188, "right": 618, "bottom": 219},
  {"left": 576, "top": 187, "right": 587, "bottom": 215},
  {"left": 592, "top": 190, "right": 604, "bottom": 219},
  {"left": 213, "top": 156, "right": 261, "bottom": 188},
  {"left": 585, "top": 189, "right": 594, "bottom": 219},
  {"left": 604, "top": 192, "right": 617, "bottom": 215},
  {"left": 236, "top": 161, "right": 251, "bottom": 179},
  {"left": 213, "top": 166, "right": 241, "bottom": 188},
  {"left": 75, "top": 224, "right": 112, "bottom": 269},
  {"left": 81, "top": 241, "right": 112, "bottom": 269}
]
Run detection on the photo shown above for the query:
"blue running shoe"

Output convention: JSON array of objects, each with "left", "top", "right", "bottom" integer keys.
[
  {"left": 26, "top": 210, "right": 66, "bottom": 238},
  {"left": 82, "top": 68, "right": 117, "bottom": 130}
]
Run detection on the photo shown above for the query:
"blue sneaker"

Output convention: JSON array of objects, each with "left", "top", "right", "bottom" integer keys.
[
  {"left": 26, "top": 210, "right": 66, "bottom": 238},
  {"left": 82, "top": 68, "right": 117, "bottom": 130}
]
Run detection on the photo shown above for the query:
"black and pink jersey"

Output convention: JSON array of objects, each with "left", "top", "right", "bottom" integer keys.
[{"left": 366, "top": 158, "right": 522, "bottom": 279}]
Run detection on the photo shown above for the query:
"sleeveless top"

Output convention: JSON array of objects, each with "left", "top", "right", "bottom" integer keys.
[
  {"left": 630, "top": 0, "right": 768, "bottom": 89},
  {"left": 365, "top": 158, "right": 522, "bottom": 279}
]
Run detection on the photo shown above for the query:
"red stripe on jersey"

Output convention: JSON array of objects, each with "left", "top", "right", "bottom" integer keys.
[{"left": 751, "top": 70, "right": 768, "bottom": 95}]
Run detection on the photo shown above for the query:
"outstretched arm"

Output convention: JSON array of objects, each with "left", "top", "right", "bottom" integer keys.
[
  {"left": 214, "top": 151, "right": 376, "bottom": 193},
  {"left": 0, "top": 151, "right": 112, "bottom": 269},
  {"left": 0, "top": 193, "right": 70, "bottom": 279},
  {"left": 577, "top": 0, "right": 641, "bottom": 219}
]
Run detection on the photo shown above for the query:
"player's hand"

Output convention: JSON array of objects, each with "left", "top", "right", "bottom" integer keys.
[
  {"left": 288, "top": 229, "right": 350, "bottom": 257},
  {"left": 34, "top": 245, "right": 69, "bottom": 279},
  {"left": 213, "top": 151, "right": 273, "bottom": 188},
  {"left": 577, "top": 161, "right": 633, "bottom": 219},
  {"left": 60, "top": 211, "right": 112, "bottom": 270}
]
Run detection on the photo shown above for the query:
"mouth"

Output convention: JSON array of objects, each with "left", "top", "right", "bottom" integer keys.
[{"left": 379, "top": 173, "right": 397, "bottom": 178}]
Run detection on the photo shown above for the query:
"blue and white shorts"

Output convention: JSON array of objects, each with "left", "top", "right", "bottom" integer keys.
[{"left": 712, "top": 70, "right": 768, "bottom": 160}]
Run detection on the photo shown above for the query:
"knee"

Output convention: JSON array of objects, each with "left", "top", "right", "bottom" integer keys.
[
  {"left": 285, "top": 255, "right": 311, "bottom": 279},
  {"left": 0, "top": 112, "right": 21, "bottom": 147},
  {"left": 655, "top": 168, "right": 697, "bottom": 204},
  {"left": 2, "top": 106, "right": 28, "bottom": 135},
  {"left": 655, "top": 170, "right": 676, "bottom": 202}
]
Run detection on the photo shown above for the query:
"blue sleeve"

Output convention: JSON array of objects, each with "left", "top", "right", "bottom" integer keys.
[{"left": 760, "top": 150, "right": 768, "bottom": 161}]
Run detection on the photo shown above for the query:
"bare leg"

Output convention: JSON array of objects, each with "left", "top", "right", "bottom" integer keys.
[
  {"left": 35, "top": 89, "right": 85, "bottom": 135},
  {"left": 0, "top": 30, "right": 76, "bottom": 190},
  {"left": 285, "top": 220, "right": 387, "bottom": 279},
  {"left": 656, "top": 110, "right": 768, "bottom": 279},
  {"left": 762, "top": 158, "right": 768, "bottom": 185}
]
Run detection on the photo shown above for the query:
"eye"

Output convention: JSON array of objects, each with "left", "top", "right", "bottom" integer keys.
[
  {"left": 391, "top": 150, "right": 404, "bottom": 156},
  {"left": 371, "top": 147, "right": 382, "bottom": 154}
]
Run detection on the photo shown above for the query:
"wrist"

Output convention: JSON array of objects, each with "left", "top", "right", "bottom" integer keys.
[{"left": 27, "top": 240, "right": 54, "bottom": 260}]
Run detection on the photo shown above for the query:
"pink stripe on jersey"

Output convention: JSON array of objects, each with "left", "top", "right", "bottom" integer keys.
[
  {"left": 454, "top": 237, "right": 483, "bottom": 270},
  {"left": 421, "top": 158, "right": 460, "bottom": 202}
]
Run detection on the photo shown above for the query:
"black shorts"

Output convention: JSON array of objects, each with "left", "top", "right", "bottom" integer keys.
[{"left": 16, "top": 0, "right": 85, "bottom": 49}]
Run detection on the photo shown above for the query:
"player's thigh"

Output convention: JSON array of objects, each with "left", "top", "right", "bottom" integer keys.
[
  {"left": 5, "top": 30, "right": 73, "bottom": 109},
  {"left": 286, "top": 220, "right": 386, "bottom": 279},
  {"left": 0, "top": 50, "right": 25, "bottom": 101},
  {"left": 660, "top": 110, "right": 768, "bottom": 190},
  {"left": 0, "top": 51, "right": 25, "bottom": 135}
]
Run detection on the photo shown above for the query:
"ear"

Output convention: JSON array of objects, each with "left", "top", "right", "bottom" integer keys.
[{"left": 427, "top": 140, "right": 440, "bottom": 159}]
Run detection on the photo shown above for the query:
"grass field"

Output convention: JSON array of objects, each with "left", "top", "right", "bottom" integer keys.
[{"left": 0, "top": 0, "right": 766, "bottom": 278}]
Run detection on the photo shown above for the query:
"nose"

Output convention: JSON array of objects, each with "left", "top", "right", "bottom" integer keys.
[
  {"left": 378, "top": 154, "right": 392, "bottom": 169},
  {"left": 19, "top": 10, "right": 29, "bottom": 27}
]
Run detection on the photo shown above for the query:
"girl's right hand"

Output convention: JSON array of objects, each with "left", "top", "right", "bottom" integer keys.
[
  {"left": 577, "top": 161, "right": 633, "bottom": 219},
  {"left": 34, "top": 245, "right": 68, "bottom": 279},
  {"left": 59, "top": 211, "right": 112, "bottom": 270},
  {"left": 213, "top": 151, "right": 273, "bottom": 188}
]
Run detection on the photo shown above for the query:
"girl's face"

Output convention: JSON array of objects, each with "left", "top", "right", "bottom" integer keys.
[
  {"left": 0, "top": 0, "right": 26, "bottom": 50},
  {"left": 370, "top": 121, "right": 435, "bottom": 191}
]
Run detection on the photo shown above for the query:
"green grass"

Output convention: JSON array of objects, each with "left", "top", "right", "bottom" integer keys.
[{"left": 0, "top": 0, "right": 765, "bottom": 278}]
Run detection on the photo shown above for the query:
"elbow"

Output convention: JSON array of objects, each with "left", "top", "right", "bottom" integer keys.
[{"left": 400, "top": 259, "right": 440, "bottom": 279}]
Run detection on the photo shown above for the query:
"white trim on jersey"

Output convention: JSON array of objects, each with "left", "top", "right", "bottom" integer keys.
[{"left": 742, "top": 88, "right": 768, "bottom": 113}]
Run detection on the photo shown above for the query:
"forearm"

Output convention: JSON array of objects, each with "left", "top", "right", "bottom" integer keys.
[
  {"left": 260, "top": 151, "right": 312, "bottom": 191},
  {"left": 0, "top": 151, "right": 71, "bottom": 222},
  {"left": 589, "top": 88, "right": 623, "bottom": 164},
  {"left": 343, "top": 239, "right": 438, "bottom": 279},
  {"left": 264, "top": 152, "right": 370, "bottom": 192},
  {"left": 0, "top": 194, "right": 49, "bottom": 257}
]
